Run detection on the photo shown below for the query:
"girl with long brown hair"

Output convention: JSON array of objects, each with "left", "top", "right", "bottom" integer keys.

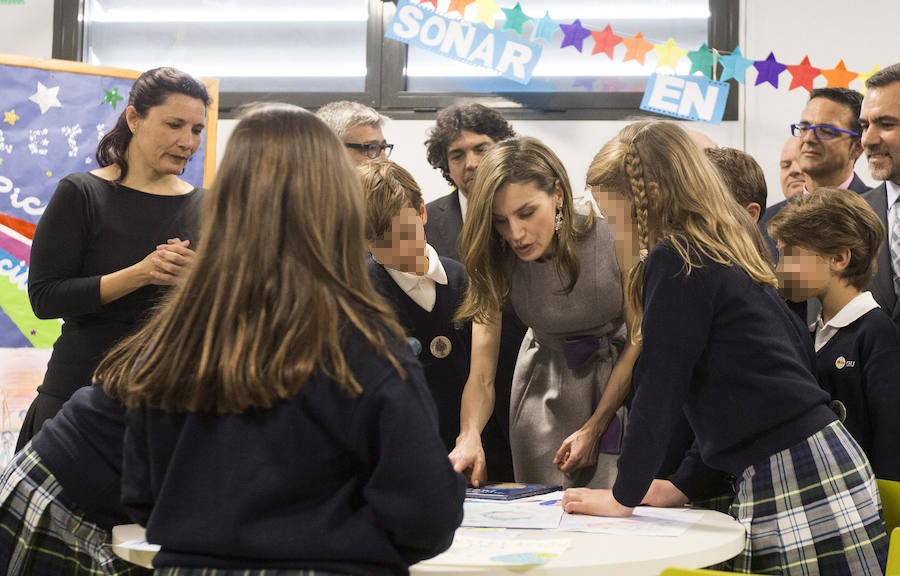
[
  {"left": 102, "top": 103, "right": 464, "bottom": 575},
  {"left": 565, "top": 120, "right": 887, "bottom": 575}
]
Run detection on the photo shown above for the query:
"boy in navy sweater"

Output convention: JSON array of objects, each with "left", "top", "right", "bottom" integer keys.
[
  {"left": 358, "top": 159, "right": 472, "bottom": 454},
  {"left": 768, "top": 187, "right": 900, "bottom": 481}
]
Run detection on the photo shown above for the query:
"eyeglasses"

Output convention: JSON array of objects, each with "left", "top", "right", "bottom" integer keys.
[
  {"left": 344, "top": 142, "right": 394, "bottom": 159},
  {"left": 790, "top": 123, "right": 860, "bottom": 140}
]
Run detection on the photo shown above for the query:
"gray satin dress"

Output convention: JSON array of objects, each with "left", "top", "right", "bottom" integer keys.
[{"left": 508, "top": 211, "right": 626, "bottom": 489}]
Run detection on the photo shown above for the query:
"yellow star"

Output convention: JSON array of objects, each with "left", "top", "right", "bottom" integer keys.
[
  {"left": 46, "top": 171, "right": 53, "bottom": 178},
  {"left": 856, "top": 64, "right": 881, "bottom": 94},
  {"left": 473, "top": 0, "right": 501, "bottom": 26},
  {"left": 3, "top": 109, "right": 18, "bottom": 126},
  {"left": 653, "top": 38, "right": 687, "bottom": 71},
  {"left": 0, "top": 158, "right": 4, "bottom": 165}
]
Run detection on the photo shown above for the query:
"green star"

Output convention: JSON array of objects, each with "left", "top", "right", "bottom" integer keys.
[
  {"left": 687, "top": 43, "right": 716, "bottom": 78},
  {"left": 102, "top": 87, "right": 125, "bottom": 109},
  {"left": 501, "top": 2, "right": 531, "bottom": 35}
]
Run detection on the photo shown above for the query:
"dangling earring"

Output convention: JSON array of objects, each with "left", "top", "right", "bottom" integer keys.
[{"left": 554, "top": 203, "right": 563, "bottom": 233}]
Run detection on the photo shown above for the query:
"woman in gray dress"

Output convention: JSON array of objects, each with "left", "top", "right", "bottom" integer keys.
[{"left": 449, "top": 136, "right": 639, "bottom": 489}]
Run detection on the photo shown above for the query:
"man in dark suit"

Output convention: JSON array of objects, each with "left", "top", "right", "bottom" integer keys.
[
  {"left": 860, "top": 63, "right": 900, "bottom": 333},
  {"left": 761, "top": 88, "right": 870, "bottom": 264},
  {"left": 423, "top": 103, "right": 520, "bottom": 482}
]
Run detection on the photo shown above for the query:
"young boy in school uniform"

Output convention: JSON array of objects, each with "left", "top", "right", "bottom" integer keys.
[
  {"left": 358, "top": 159, "right": 471, "bottom": 454},
  {"left": 768, "top": 187, "right": 900, "bottom": 481}
]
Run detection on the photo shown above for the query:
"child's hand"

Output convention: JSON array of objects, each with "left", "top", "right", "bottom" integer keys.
[
  {"left": 562, "top": 488, "right": 633, "bottom": 517},
  {"left": 641, "top": 479, "right": 689, "bottom": 507}
]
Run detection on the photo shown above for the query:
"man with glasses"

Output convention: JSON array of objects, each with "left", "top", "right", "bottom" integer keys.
[
  {"left": 316, "top": 100, "right": 393, "bottom": 165},
  {"left": 761, "top": 88, "right": 869, "bottom": 263}
]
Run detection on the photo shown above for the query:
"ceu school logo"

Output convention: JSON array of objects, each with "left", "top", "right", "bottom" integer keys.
[{"left": 834, "top": 356, "right": 856, "bottom": 369}]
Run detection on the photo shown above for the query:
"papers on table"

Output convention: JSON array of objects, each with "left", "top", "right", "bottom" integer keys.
[
  {"left": 463, "top": 500, "right": 565, "bottom": 529},
  {"left": 116, "top": 538, "right": 161, "bottom": 552},
  {"left": 419, "top": 528, "right": 572, "bottom": 567},
  {"left": 559, "top": 505, "right": 705, "bottom": 537}
]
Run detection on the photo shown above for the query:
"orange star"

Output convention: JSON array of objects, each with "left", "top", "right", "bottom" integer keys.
[
  {"left": 622, "top": 32, "right": 654, "bottom": 66},
  {"left": 821, "top": 60, "right": 858, "bottom": 89},
  {"left": 447, "top": 0, "right": 475, "bottom": 16}
]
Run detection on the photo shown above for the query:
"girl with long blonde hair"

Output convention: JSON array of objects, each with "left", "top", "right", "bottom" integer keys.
[
  {"left": 565, "top": 121, "right": 887, "bottom": 575},
  {"left": 451, "top": 136, "right": 639, "bottom": 490},
  {"left": 100, "top": 103, "right": 464, "bottom": 575}
]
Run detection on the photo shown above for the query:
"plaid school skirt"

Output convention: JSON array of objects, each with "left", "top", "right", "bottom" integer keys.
[
  {"left": 728, "top": 420, "right": 888, "bottom": 575},
  {"left": 0, "top": 444, "right": 150, "bottom": 576},
  {"left": 155, "top": 570, "right": 349, "bottom": 576}
]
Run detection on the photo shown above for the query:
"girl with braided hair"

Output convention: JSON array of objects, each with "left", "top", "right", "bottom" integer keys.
[{"left": 565, "top": 120, "right": 888, "bottom": 575}]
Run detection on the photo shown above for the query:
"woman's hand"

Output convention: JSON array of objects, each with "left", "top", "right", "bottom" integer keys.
[
  {"left": 562, "top": 488, "right": 633, "bottom": 517},
  {"left": 641, "top": 479, "right": 689, "bottom": 507},
  {"left": 449, "top": 433, "right": 487, "bottom": 487},
  {"left": 553, "top": 424, "right": 601, "bottom": 473},
  {"left": 149, "top": 238, "right": 196, "bottom": 285}
]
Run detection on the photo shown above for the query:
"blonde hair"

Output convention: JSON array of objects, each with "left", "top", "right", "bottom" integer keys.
[
  {"left": 587, "top": 121, "right": 776, "bottom": 341},
  {"left": 455, "top": 136, "right": 595, "bottom": 324},
  {"left": 357, "top": 159, "right": 423, "bottom": 241},
  {"left": 99, "top": 103, "right": 405, "bottom": 413}
]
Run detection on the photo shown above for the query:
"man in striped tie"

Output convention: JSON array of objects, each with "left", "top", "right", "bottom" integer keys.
[{"left": 861, "top": 62, "right": 900, "bottom": 333}]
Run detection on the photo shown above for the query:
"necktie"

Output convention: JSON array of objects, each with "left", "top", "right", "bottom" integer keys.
[{"left": 891, "top": 199, "right": 900, "bottom": 298}]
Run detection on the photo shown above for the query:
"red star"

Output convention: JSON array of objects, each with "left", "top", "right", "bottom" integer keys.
[
  {"left": 621, "top": 32, "right": 654, "bottom": 65},
  {"left": 418, "top": 0, "right": 439, "bottom": 7},
  {"left": 447, "top": 0, "right": 475, "bottom": 16},
  {"left": 590, "top": 24, "right": 622, "bottom": 59},
  {"left": 821, "top": 60, "right": 858, "bottom": 88},
  {"left": 786, "top": 56, "right": 821, "bottom": 92}
]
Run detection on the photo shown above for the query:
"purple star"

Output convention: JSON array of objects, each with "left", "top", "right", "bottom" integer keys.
[
  {"left": 753, "top": 52, "right": 787, "bottom": 88},
  {"left": 559, "top": 19, "right": 591, "bottom": 53},
  {"left": 31, "top": 329, "right": 37, "bottom": 335}
]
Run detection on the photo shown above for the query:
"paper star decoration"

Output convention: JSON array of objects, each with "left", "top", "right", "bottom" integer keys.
[
  {"left": 786, "top": 56, "right": 821, "bottom": 92},
  {"left": 559, "top": 19, "right": 591, "bottom": 52},
  {"left": 501, "top": 2, "right": 531, "bottom": 35},
  {"left": 687, "top": 43, "right": 715, "bottom": 78},
  {"left": 3, "top": 109, "right": 19, "bottom": 126},
  {"left": 753, "top": 52, "right": 787, "bottom": 88},
  {"left": 447, "top": 0, "right": 474, "bottom": 16},
  {"left": 473, "top": 0, "right": 501, "bottom": 27},
  {"left": 29, "top": 82, "right": 62, "bottom": 114},
  {"left": 572, "top": 76, "right": 596, "bottom": 91},
  {"left": 418, "top": 0, "right": 438, "bottom": 7},
  {"left": 654, "top": 38, "right": 687, "bottom": 70},
  {"left": 531, "top": 11, "right": 556, "bottom": 44},
  {"left": 719, "top": 47, "right": 753, "bottom": 83},
  {"left": 621, "top": 32, "right": 654, "bottom": 65},
  {"left": 590, "top": 24, "right": 621, "bottom": 59},
  {"left": 102, "top": 87, "right": 124, "bottom": 109},
  {"left": 856, "top": 64, "right": 881, "bottom": 94},
  {"left": 821, "top": 60, "right": 858, "bottom": 89}
]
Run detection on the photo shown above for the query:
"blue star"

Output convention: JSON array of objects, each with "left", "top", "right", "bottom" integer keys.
[
  {"left": 531, "top": 10, "right": 556, "bottom": 45},
  {"left": 719, "top": 46, "right": 754, "bottom": 84}
]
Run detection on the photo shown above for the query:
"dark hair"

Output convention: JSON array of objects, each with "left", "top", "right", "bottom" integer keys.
[
  {"left": 96, "top": 67, "right": 212, "bottom": 182},
  {"left": 767, "top": 187, "right": 884, "bottom": 290},
  {"left": 425, "top": 102, "right": 515, "bottom": 187},
  {"left": 100, "top": 103, "right": 405, "bottom": 413},
  {"left": 808, "top": 87, "right": 863, "bottom": 135},
  {"left": 704, "top": 147, "right": 768, "bottom": 218},
  {"left": 866, "top": 62, "right": 900, "bottom": 89}
]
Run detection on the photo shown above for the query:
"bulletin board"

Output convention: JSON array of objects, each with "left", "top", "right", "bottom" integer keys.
[{"left": 0, "top": 54, "right": 218, "bottom": 463}]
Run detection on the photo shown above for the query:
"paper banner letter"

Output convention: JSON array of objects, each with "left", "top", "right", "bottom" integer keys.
[{"left": 641, "top": 74, "right": 730, "bottom": 124}]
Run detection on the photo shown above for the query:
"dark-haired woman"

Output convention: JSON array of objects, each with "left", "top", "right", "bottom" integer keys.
[{"left": 16, "top": 67, "right": 211, "bottom": 449}]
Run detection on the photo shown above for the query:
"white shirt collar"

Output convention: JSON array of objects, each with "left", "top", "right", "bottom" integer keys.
[
  {"left": 457, "top": 190, "right": 468, "bottom": 224},
  {"left": 886, "top": 180, "right": 900, "bottom": 208},
  {"left": 384, "top": 244, "right": 447, "bottom": 311},
  {"left": 811, "top": 291, "right": 880, "bottom": 351}
]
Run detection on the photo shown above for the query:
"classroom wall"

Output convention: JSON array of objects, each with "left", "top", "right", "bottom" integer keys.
[{"left": 3, "top": 0, "right": 895, "bottom": 207}]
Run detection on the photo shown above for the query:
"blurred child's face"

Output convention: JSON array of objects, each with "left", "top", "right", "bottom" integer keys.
[
  {"left": 776, "top": 243, "right": 831, "bottom": 302},
  {"left": 591, "top": 185, "right": 640, "bottom": 272},
  {"left": 492, "top": 181, "right": 561, "bottom": 262},
  {"left": 371, "top": 204, "right": 428, "bottom": 273}
]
